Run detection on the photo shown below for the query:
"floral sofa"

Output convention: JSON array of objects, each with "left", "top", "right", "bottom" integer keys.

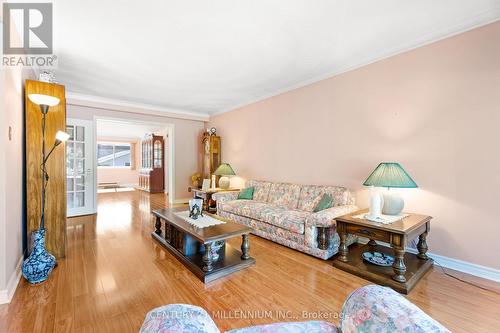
[
  {"left": 212, "top": 180, "right": 358, "bottom": 259},
  {"left": 140, "top": 285, "right": 451, "bottom": 332}
]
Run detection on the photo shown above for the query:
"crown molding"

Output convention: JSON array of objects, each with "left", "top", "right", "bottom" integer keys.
[
  {"left": 66, "top": 92, "right": 209, "bottom": 122},
  {"left": 211, "top": 12, "right": 500, "bottom": 118}
]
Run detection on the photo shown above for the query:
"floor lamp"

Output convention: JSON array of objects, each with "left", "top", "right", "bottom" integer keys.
[{"left": 22, "top": 93, "right": 69, "bottom": 284}]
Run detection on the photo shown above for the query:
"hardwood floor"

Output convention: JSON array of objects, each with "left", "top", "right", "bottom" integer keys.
[{"left": 1, "top": 190, "right": 499, "bottom": 332}]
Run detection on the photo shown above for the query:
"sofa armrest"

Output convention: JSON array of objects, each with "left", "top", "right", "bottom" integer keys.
[
  {"left": 140, "top": 304, "right": 220, "bottom": 333},
  {"left": 306, "top": 205, "right": 358, "bottom": 227},
  {"left": 212, "top": 191, "right": 239, "bottom": 203},
  {"left": 213, "top": 191, "right": 240, "bottom": 213},
  {"left": 340, "top": 285, "right": 451, "bottom": 333}
]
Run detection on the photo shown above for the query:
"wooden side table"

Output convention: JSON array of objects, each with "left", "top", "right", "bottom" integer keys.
[
  {"left": 189, "top": 188, "right": 239, "bottom": 213},
  {"left": 333, "top": 209, "right": 433, "bottom": 294}
]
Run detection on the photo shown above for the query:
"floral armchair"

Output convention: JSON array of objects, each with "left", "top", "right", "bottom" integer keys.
[{"left": 140, "top": 285, "right": 451, "bottom": 333}]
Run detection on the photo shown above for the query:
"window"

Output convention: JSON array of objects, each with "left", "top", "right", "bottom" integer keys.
[{"left": 97, "top": 143, "right": 131, "bottom": 167}]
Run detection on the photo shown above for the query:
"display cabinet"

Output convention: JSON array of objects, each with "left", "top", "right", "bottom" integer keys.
[{"left": 139, "top": 134, "right": 164, "bottom": 193}]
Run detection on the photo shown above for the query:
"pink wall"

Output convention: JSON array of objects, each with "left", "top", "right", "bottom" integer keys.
[
  {"left": 96, "top": 137, "right": 141, "bottom": 186},
  {"left": 209, "top": 22, "right": 500, "bottom": 270},
  {"left": 0, "top": 18, "right": 35, "bottom": 300},
  {"left": 0, "top": 66, "right": 35, "bottom": 293}
]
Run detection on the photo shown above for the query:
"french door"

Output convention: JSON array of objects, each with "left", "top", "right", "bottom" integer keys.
[{"left": 66, "top": 119, "right": 95, "bottom": 216}]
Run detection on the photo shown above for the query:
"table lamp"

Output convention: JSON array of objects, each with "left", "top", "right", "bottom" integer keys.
[
  {"left": 363, "top": 162, "right": 418, "bottom": 216},
  {"left": 214, "top": 163, "right": 236, "bottom": 189}
]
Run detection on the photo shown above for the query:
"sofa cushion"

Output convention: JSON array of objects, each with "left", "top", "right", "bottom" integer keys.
[
  {"left": 313, "top": 194, "right": 334, "bottom": 212},
  {"left": 253, "top": 206, "right": 308, "bottom": 234},
  {"left": 221, "top": 211, "right": 306, "bottom": 245},
  {"left": 267, "top": 182, "right": 301, "bottom": 209},
  {"left": 304, "top": 193, "right": 323, "bottom": 212},
  {"left": 248, "top": 180, "right": 272, "bottom": 202},
  {"left": 298, "top": 185, "right": 350, "bottom": 211},
  {"left": 238, "top": 186, "right": 254, "bottom": 200},
  {"left": 219, "top": 200, "right": 307, "bottom": 234},
  {"left": 219, "top": 200, "right": 269, "bottom": 217}
]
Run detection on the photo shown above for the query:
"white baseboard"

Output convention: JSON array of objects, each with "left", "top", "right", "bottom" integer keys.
[
  {"left": 406, "top": 248, "right": 500, "bottom": 283},
  {"left": 121, "top": 183, "right": 139, "bottom": 188},
  {"left": 173, "top": 198, "right": 191, "bottom": 204},
  {"left": 357, "top": 239, "right": 500, "bottom": 283},
  {"left": 0, "top": 256, "right": 23, "bottom": 304}
]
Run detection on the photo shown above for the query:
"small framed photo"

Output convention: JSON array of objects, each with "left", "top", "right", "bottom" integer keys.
[{"left": 201, "top": 179, "right": 211, "bottom": 191}]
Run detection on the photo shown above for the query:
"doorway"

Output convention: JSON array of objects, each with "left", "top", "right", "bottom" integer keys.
[
  {"left": 93, "top": 117, "right": 175, "bottom": 211},
  {"left": 65, "top": 116, "right": 175, "bottom": 217}
]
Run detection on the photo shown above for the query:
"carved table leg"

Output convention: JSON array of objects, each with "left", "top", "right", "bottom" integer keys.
[
  {"left": 338, "top": 230, "right": 348, "bottom": 262},
  {"left": 392, "top": 246, "right": 407, "bottom": 283},
  {"left": 202, "top": 243, "right": 213, "bottom": 272},
  {"left": 165, "top": 224, "right": 171, "bottom": 243},
  {"left": 154, "top": 216, "right": 162, "bottom": 236},
  {"left": 241, "top": 234, "right": 250, "bottom": 260},
  {"left": 417, "top": 232, "right": 429, "bottom": 260},
  {"left": 317, "top": 227, "right": 329, "bottom": 250}
]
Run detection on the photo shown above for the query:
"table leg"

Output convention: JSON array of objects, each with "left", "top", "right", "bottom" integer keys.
[
  {"left": 417, "top": 232, "right": 429, "bottom": 260},
  {"left": 154, "top": 216, "right": 162, "bottom": 236},
  {"left": 317, "top": 227, "right": 329, "bottom": 250},
  {"left": 338, "top": 230, "right": 348, "bottom": 262},
  {"left": 241, "top": 234, "right": 250, "bottom": 260},
  {"left": 392, "top": 246, "right": 407, "bottom": 283},
  {"left": 202, "top": 243, "right": 213, "bottom": 272},
  {"left": 202, "top": 197, "right": 207, "bottom": 211}
]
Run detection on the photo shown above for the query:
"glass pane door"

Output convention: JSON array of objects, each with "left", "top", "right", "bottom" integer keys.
[
  {"left": 154, "top": 140, "right": 162, "bottom": 168},
  {"left": 66, "top": 119, "right": 95, "bottom": 216}
]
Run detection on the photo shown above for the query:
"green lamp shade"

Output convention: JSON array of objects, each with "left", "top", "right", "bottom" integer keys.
[
  {"left": 214, "top": 163, "right": 236, "bottom": 176},
  {"left": 363, "top": 162, "right": 417, "bottom": 188}
]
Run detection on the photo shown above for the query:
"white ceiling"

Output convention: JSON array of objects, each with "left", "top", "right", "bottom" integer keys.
[
  {"left": 54, "top": 0, "right": 500, "bottom": 117},
  {"left": 96, "top": 119, "right": 165, "bottom": 140}
]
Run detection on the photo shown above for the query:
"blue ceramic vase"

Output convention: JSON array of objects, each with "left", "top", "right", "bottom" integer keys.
[{"left": 22, "top": 229, "right": 56, "bottom": 284}]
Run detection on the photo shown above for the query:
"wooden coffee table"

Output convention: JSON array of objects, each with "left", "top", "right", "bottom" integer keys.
[
  {"left": 333, "top": 209, "right": 433, "bottom": 294},
  {"left": 152, "top": 207, "right": 255, "bottom": 283}
]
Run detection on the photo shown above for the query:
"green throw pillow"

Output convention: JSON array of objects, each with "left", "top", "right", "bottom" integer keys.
[
  {"left": 313, "top": 194, "right": 334, "bottom": 212},
  {"left": 238, "top": 187, "right": 254, "bottom": 200}
]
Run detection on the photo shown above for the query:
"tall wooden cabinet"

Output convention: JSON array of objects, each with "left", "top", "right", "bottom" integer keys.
[
  {"left": 25, "top": 80, "right": 67, "bottom": 258},
  {"left": 202, "top": 134, "right": 221, "bottom": 180},
  {"left": 139, "top": 134, "right": 164, "bottom": 193}
]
